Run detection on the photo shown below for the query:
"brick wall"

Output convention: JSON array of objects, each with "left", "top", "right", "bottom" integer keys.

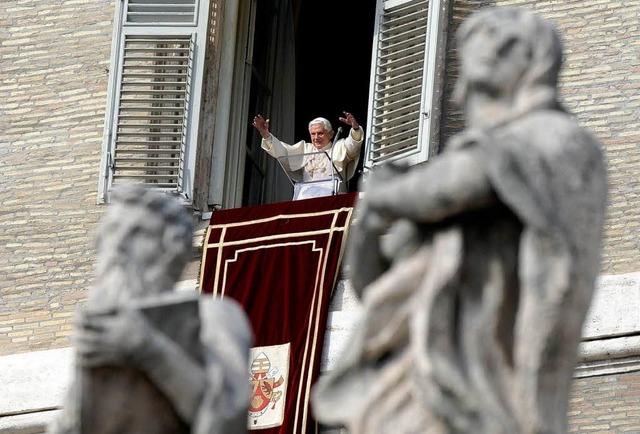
[
  {"left": 444, "top": 0, "right": 640, "bottom": 274},
  {"left": 0, "top": 0, "right": 115, "bottom": 355},
  {"left": 1, "top": 0, "right": 637, "bottom": 354},
  {"left": 568, "top": 373, "right": 640, "bottom": 433}
]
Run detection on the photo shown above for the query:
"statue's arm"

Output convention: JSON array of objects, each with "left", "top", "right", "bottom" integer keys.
[
  {"left": 76, "top": 309, "right": 207, "bottom": 423},
  {"left": 365, "top": 146, "right": 496, "bottom": 223},
  {"left": 346, "top": 200, "right": 390, "bottom": 296},
  {"left": 347, "top": 164, "right": 415, "bottom": 296}
]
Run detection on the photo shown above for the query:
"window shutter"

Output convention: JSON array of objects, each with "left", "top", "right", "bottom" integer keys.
[
  {"left": 111, "top": 34, "right": 193, "bottom": 191},
  {"left": 125, "top": 0, "right": 198, "bottom": 23},
  {"left": 99, "top": 0, "right": 209, "bottom": 203},
  {"left": 364, "top": 0, "right": 443, "bottom": 169}
]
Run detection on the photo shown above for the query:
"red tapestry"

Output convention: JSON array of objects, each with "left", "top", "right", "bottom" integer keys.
[{"left": 199, "top": 193, "right": 357, "bottom": 434}]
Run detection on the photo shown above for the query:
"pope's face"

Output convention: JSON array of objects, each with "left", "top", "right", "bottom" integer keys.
[
  {"left": 460, "top": 23, "right": 530, "bottom": 96},
  {"left": 309, "top": 124, "right": 334, "bottom": 150}
]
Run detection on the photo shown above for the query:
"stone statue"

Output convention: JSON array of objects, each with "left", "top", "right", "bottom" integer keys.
[
  {"left": 49, "top": 185, "right": 253, "bottom": 434},
  {"left": 312, "top": 7, "right": 607, "bottom": 434}
]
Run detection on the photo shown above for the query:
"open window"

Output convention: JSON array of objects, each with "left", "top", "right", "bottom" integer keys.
[
  {"left": 364, "top": 0, "right": 447, "bottom": 169},
  {"left": 98, "top": 0, "right": 211, "bottom": 204},
  {"left": 209, "top": 0, "right": 378, "bottom": 209},
  {"left": 97, "top": 0, "right": 447, "bottom": 208}
]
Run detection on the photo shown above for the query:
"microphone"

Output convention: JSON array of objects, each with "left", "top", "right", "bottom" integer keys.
[
  {"left": 329, "top": 126, "right": 343, "bottom": 195},
  {"left": 333, "top": 127, "right": 343, "bottom": 146}
]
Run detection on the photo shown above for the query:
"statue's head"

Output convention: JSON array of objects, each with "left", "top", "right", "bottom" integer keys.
[
  {"left": 453, "top": 7, "right": 563, "bottom": 111},
  {"left": 94, "top": 184, "right": 193, "bottom": 302}
]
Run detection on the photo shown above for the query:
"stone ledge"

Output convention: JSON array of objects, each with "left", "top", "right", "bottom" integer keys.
[
  {"left": 323, "top": 272, "right": 640, "bottom": 378},
  {"left": 576, "top": 334, "right": 640, "bottom": 378},
  {"left": 0, "top": 348, "right": 71, "bottom": 417},
  {"left": 0, "top": 410, "right": 59, "bottom": 434},
  {"left": 582, "top": 272, "right": 640, "bottom": 340},
  {"left": 574, "top": 272, "right": 640, "bottom": 377}
]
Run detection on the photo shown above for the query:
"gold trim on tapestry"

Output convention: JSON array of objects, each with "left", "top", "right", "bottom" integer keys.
[
  {"left": 206, "top": 207, "right": 355, "bottom": 230},
  {"left": 295, "top": 206, "right": 351, "bottom": 431},
  {"left": 219, "top": 241, "right": 323, "bottom": 299},
  {"left": 199, "top": 204, "right": 356, "bottom": 434},
  {"left": 204, "top": 228, "right": 345, "bottom": 250}
]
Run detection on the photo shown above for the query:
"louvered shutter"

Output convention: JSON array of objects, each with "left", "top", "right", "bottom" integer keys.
[
  {"left": 126, "top": 0, "right": 198, "bottom": 23},
  {"left": 99, "top": 0, "right": 209, "bottom": 203},
  {"left": 364, "top": 0, "right": 443, "bottom": 169}
]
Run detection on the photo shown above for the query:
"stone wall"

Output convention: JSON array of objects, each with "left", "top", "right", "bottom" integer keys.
[{"left": 0, "top": 0, "right": 114, "bottom": 355}]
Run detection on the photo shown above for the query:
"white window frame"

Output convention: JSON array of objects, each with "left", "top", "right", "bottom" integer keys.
[
  {"left": 98, "top": 0, "right": 210, "bottom": 204},
  {"left": 207, "top": 0, "right": 255, "bottom": 210},
  {"left": 364, "top": 0, "right": 444, "bottom": 170}
]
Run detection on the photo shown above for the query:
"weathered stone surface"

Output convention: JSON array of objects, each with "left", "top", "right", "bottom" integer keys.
[
  {"left": 312, "top": 7, "right": 608, "bottom": 434},
  {"left": 48, "top": 185, "right": 252, "bottom": 434}
]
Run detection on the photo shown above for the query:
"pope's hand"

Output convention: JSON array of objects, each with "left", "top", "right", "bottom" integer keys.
[
  {"left": 339, "top": 111, "right": 360, "bottom": 130},
  {"left": 252, "top": 114, "right": 271, "bottom": 139}
]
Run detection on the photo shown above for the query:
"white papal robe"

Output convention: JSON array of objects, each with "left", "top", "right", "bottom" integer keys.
[{"left": 261, "top": 127, "right": 364, "bottom": 199}]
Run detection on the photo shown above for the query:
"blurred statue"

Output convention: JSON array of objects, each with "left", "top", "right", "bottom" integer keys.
[
  {"left": 312, "top": 7, "right": 607, "bottom": 434},
  {"left": 49, "top": 185, "right": 252, "bottom": 434}
]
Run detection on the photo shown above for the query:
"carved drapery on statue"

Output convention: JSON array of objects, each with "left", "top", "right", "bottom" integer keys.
[
  {"left": 312, "top": 8, "right": 607, "bottom": 434},
  {"left": 200, "top": 193, "right": 357, "bottom": 433}
]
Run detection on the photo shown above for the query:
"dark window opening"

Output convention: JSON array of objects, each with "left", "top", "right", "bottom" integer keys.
[{"left": 242, "top": 0, "right": 376, "bottom": 206}]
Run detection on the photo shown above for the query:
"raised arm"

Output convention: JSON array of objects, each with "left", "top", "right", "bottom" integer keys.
[{"left": 346, "top": 146, "right": 496, "bottom": 295}]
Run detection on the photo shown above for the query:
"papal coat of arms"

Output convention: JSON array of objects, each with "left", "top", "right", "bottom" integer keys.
[{"left": 248, "top": 343, "right": 290, "bottom": 429}]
